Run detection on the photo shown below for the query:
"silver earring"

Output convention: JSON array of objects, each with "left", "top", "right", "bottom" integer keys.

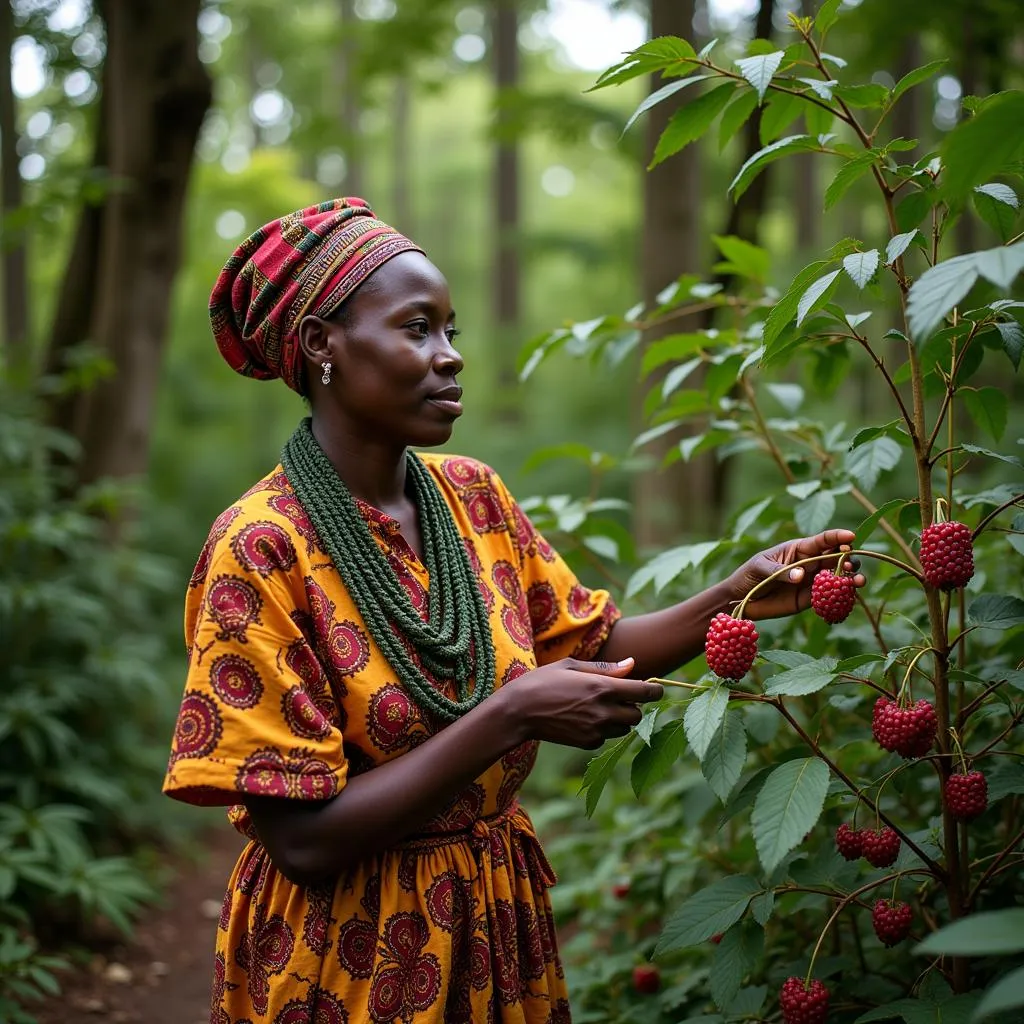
[{"left": 321, "top": 361, "right": 332, "bottom": 386}]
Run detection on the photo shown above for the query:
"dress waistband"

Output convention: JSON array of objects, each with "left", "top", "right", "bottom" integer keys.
[{"left": 395, "top": 800, "right": 524, "bottom": 853}]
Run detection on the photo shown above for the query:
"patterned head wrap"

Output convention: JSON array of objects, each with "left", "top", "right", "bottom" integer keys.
[{"left": 209, "top": 197, "right": 423, "bottom": 393}]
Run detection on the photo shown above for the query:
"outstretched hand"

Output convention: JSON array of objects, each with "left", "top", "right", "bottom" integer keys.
[{"left": 726, "top": 529, "right": 866, "bottom": 620}]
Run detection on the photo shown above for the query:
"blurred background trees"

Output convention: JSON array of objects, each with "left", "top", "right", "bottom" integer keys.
[{"left": 1, "top": 0, "right": 1021, "bottom": 1017}]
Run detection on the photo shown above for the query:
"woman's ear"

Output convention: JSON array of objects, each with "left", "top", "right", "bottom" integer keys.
[{"left": 297, "top": 315, "right": 335, "bottom": 365}]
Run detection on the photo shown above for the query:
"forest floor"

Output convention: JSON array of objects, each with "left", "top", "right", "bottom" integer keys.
[{"left": 33, "top": 825, "right": 243, "bottom": 1024}]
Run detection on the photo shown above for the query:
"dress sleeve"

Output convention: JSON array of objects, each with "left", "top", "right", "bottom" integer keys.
[
  {"left": 163, "top": 515, "right": 348, "bottom": 808},
  {"left": 489, "top": 469, "right": 621, "bottom": 667}
]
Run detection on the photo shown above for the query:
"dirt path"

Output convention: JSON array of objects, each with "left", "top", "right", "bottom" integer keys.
[{"left": 33, "top": 825, "right": 244, "bottom": 1024}]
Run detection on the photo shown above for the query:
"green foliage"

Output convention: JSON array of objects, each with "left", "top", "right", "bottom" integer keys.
[{"left": 525, "top": 13, "right": 1024, "bottom": 1023}]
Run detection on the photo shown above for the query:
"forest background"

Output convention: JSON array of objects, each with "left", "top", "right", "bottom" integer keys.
[{"left": 1, "top": 0, "right": 1023, "bottom": 1021}]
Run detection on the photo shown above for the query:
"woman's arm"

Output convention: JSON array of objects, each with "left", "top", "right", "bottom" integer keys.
[
  {"left": 599, "top": 529, "right": 865, "bottom": 679},
  {"left": 245, "top": 658, "right": 663, "bottom": 885}
]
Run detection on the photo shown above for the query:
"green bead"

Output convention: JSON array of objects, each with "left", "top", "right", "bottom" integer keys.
[{"left": 281, "top": 419, "right": 496, "bottom": 723}]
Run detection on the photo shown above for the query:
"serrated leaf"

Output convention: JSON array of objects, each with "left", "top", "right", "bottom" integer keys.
[
  {"left": 764, "top": 656, "right": 838, "bottom": 696},
  {"left": 762, "top": 259, "right": 833, "bottom": 352},
  {"left": 856, "top": 498, "right": 909, "bottom": 544},
  {"left": 941, "top": 90, "right": 1024, "bottom": 200},
  {"left": 761, "top": 649, "right": 814, "bottom": 669},
  {"left": 766, "top": 382, "right": 804, "bottom": 413},
  {"left": 974, "top": 966, "right": 1024, "bottom": 1021},
  {"left": 973, "top": 184, "right": 1019, "bottom": 242},
  {"left": 915, "top": 909, "right": 1024, "bottom": 955},
  {"left": 581, "top": 733, "right": 636, "bottom": 817},
  {"left": 824, "top": 152, "right": 876, "bottom": 210},
  {"left": 718, "top": 88, "right": 759, "bottom": 151},
  {"left": 796, "top": 269, "right": 842, "bottom": 326},
  {"left": 751, "top": 757, "right": 829, "bottom": 874},
  {"left": 798, "top": 77, "right": 837, "bottom": 101},
  {"left": 891, "top": 59, "right": 948, "bottom": 103},
  {"left": 885, "top": 229, "right": 919, "bottom": 265},
  {"left": 963, "top": 386, "right": 1008, "bottom": 441},
  {"left": 684, "top": 685, "right": 729, "bottom": 761},
  {"left": 735, "top": 50, "right": 784, "bottom": 102},
  {"left": 650, "top": 83, "right": 738, "bottom": 168},
  {"left": 710, "top": 926, "right": 763, "bottom": 1011},
  {"left": 701, "top": 710, "right": 747, "bottom": 802},
  {"left": 656, "top": 875, "right": 763, "bottom": 954},
  {"left": 750, "top": 890, "right": 774, "bottom": 925},
  {"left": 906, "top": 253, "right": 980, "bottom": 342},
  {"left": 795, "top": 489, "right": 836, "bottom": 534},
  {"left": 961, "top": 442, "right": 1023, "bottom": 468},
  {"left": 622, "top": 74, "right": 708, "bottom": 136},
  {"left": 814, "top": 0, "right": 842, "bottom": 34},
  {"left": 974, "top": 242, "right": 1024, "bottom": 290},
  {"left": 730, "top": 135, "right": 818, "bottom": 200},
  {"left": 843, "top": 249, "right": 880, "bottom": 288},
  {"left": 631, "top": 719, "right": 687, "bottom": 798},
  {"left": 967, "top": 593, "right": 1024, "bottom": 630},
  {"left": 845, "top": 436, "right": 903, "bottom": 489},
  {"left": 994, "top": 319, "right": 1023, "bottom": 369},
  {"left": 759, "top": 90, "right": 804, "bottom": 144}
]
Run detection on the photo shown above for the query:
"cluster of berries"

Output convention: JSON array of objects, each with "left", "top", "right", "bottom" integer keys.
[
  {"left": 835, "top": 823, "right": 902, "bottom": 867},
  {"left": 872, "top": 697, "right": 938, "bottom": 758}
]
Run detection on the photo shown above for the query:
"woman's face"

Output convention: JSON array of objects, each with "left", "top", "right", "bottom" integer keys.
[{"left": 310, "top": 251, "right": 465, "bottom": 449}]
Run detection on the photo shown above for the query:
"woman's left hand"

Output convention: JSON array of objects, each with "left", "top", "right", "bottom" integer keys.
[{"left": 725, "top": 528, "right": 866, "bottom": 620}]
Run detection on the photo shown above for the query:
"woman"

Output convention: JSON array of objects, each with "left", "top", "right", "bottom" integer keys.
[{"left": 164, "top": 198, "right": 862, "bottom": 1024}]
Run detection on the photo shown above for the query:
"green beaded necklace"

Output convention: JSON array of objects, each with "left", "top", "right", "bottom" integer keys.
[{"left": 280, "top": 418, "right": 496, "bottom": 723}]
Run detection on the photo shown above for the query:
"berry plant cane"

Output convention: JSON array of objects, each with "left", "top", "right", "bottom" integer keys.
[{"left": 521, "top": 4, "right": 1024, "bottom": 1021}]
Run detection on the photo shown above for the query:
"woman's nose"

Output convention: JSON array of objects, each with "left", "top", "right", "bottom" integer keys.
[{"left": 434, "top": 337, "right": 464, "bottom": 375}]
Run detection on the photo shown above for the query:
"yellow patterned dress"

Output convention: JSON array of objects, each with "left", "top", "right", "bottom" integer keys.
[{"left": 163, "top": 454, "right": 619, "bottom": 1024}]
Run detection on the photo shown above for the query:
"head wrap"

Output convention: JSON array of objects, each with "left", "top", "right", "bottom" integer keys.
[{"left": 209, "top": 197, "right": 423, "bottom": 393}]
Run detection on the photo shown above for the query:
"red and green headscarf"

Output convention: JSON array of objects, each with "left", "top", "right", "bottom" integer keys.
[{"left": 209, "top": 198, "right": 423, "bottom": 394}]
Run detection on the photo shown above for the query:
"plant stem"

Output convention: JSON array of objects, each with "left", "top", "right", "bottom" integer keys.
[
  {"left": 855, "top": 592, "right": 890, "bottom": 655},
  {"left": 972, "top": 492, "right": 1024, "bottom": 539},
  {"left": 850, "top": 333, "right": 917, "bottom": 442},
  {"left": 968, "top": 826, "right": 1024, "bottom": 907},
  {"left": 742, "top": 377, "right": 795, "bottom": 483},
  {"left": 848, "top": 487, "right": 920, "bottom": 565}
]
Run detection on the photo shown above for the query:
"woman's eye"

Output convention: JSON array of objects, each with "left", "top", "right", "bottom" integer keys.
[
  {"left": 406, "top": 320, "right": 429, "bottom": 337},
  {"left": 445, "top": 327, "right": 461, "bottom": 342}
]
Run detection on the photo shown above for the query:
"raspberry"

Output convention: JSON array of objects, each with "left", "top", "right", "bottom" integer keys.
[
  {"left": 872, "top": 697, "right": 937, "bottom": 758},
  {"left": 811, "top": 570, "right": 857, "bottom": 624},
  {"left": 611, "top": 882, "right": 631, "bottom": 900},
  {"left": 779, "top": 976, "right": 830, "bottom": 1024},
  {"left": 705, "top": 612, "right": 759, "bottom": 680},
  {"left": 632, "top": 964, "right": 660, "bottom": 994},
  {"left": 872, "top": 899, "right": 913, "bottom": 946},
  {"left": 945, "top": 771, "right": 988, "bottom": 821},
  {"left": 920, "top": 521, "right": 974, "bottom": 590},
  {"left": 861, "top": 826, "right": 901, "bottom": 868},
  {"left": 835, "top": 823, "right": 863, "bottom": 861}
]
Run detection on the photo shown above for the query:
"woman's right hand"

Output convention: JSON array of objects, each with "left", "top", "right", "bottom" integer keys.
[{"left": 501, "top": 656, "right": 662, "bottom": 749}]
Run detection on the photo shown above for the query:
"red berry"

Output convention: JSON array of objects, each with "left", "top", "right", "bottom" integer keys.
[
  {"left": 779, "top": 976, "right": 830, "bottom": 1024},
  {"left": 705, "top": 612, "right": 759, "bottom": 680},
  {"left": 835, "top": 823, "right": 863, "bottom": 861},
  {"left": 709, "top": 933, "right": 723, "bottom": 945},
  {"left": 872, "top": 899, "right": 913, "bottom": 946},
  {"left": 861, "top": 826, "right": 901, "bottom": 868},
  {"left": 920, "top": 521, "right": 974, "bottom": 590},
  {"left": 811, "top": 570, "right": 857, "bottom": 624},
  {"left": 632, "top": 964, "right": 660, "bottom": 994},
  {"left": 946, "top": 771, "right": 988, "bottom": 821},
  {"left": 611, "top": 882, "right": 631, "bottom": 900},
  {"left": 872, "top": 697, "right": 938, "bottom": 758}
]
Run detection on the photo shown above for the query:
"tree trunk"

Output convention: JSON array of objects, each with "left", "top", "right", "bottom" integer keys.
[
  {"left": 633, "top": 0, "right": 704, "bottom": 546},
  {"left": 492, "top": 0, "right": 521, "bottom": 423},
  {"left": 794, "top": 0, "right": 816, "bottom": 250},
  {"left": 392, "top": 75, "right": 413, "bottom": 233},
  {"left": 43, "top": 0, "right": 211, "bottom": 484},
  {"left": 0, "top": 0, "right": 29, "bottom": 358},
  {"left": 338, "top": 0, "right": 363, "bottom": 196}
]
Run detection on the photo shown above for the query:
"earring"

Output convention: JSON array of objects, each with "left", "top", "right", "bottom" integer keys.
[{"left": 321, "top": 361, "right": 332, "bottom": 386}]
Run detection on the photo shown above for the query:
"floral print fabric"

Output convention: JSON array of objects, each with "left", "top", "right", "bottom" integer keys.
[{"left": 164, "top": 454, "right": 619, "bottom": 1023}]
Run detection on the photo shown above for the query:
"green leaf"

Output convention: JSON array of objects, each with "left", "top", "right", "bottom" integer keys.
[
  {"left": 834, "top": 82, "right": 889, "bottom": 109},
  {"left": 718, "top": 89, "right": 759, "bottom": 151},
  {"left": 712, "top": 235, "right": 771, "bottom": 283},
  {"left": 710, "top": 926, "right": 763, "bottom": 1011},
  {"left": 750, "top": 890, "right": 774, "bottom": 925},
  {"left": 701, "top": 710, "right": 748, "bottom": 802},
  {"left": 974, "top": 966, "right": 1024, "bottom": 1022},
  {"left": 890, "top": 60, "right": 948, "bottom": 103},
  {"left": 906, "top": 253, "right": 979, "bottom": 342},
  {"left": 631, "top": 719, "right": 687, "bottom": 798},
  {"left": 650, "top": 83, "right": 738, "bottom": 168},
  {"left": 994, "top": 319, "right": 1023, "bottom": 369},
  {"left": 751, "top": 757, "right": 829, "bottom": 874},
  {"left": 581, "top": 733, "right": 636, "bottom": 817},
  {"left": 763, "top": 259, "right": 833, "bottom": 354},
  {"left": 734, "top": 51, "right": 784, "bottom": 102},
  {"left": 824, "top": 152, "right": 876, "bottom": 210},
  {"left": 589, "top": 36, "right": 699, "bottom": 90},
  {"left": 967, "top": 594, "right": 1024, "bottom": 630},
  {"left": 797, "top": 269, "right": 842, "bottom": 326},
  {"left": 759, "top": 91, "right": 804, "bottom": 144},
  {"left": 795, "top": 488, "right": 836, "bottom": 534},
  {"left": 684, "top": 684, "right": 730, "bottom": 761},
  {"left": 973, "top": 183, "right": 1020, "bottom": 242},
  {"left": 764, "top": 656, "right": 838, "bottom": 696},
  {"left": 656, "top": 875, "right": 763, "bottom": 954},
  {"left": 730, "top": 135, "right": 818, "bottom": 200},
  {"left": 963, "top": 387, "right": 1008, "bottom": 441},
  {"left": 896, "top": 188, "right": 937, "bottom": 231},
  {"left": 987, "top": 760, "right": 1024, "bottom": 803},
  {"left": 941, "top": 90, "right": 1024, "bottom": 200},
  {"left": 886, "top": 230, "right": 919, "bottom": 266},
  {"left": 641, "top": 331, "right": 708, "bottom": 376},
  {"left": 814, "top": 0, "right": 842, "bottom": 35},
  {"left": 622, "top": 74, "right": 709, "bottom": 136},
  {"left": 974, "top": 242, "right": 1024, "bottom": 290},
  {"left": 798, "top": 77, "right": 837, "bottom": 102},
  {"left": 915, "top": 909, "right": 1024, "bottom": 955},
  {"left": 843, "top": 249, "right": 880, "bottom": 288},
  {"left": 856, "top": 498, "right": 909, "bottom": 544},
  {"left": 845, "top": 436, "right": 903, "bottom": 489}
]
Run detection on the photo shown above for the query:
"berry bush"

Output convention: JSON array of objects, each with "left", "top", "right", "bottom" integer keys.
[{"left": 522, "top": 6, "right": 1024, "bottom": 1021}]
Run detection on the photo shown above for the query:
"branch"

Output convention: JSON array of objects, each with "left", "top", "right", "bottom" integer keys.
[
  {"left": 973, "top": 493, "right": 1024, "bottom": 540},
  {"left": 850, "top": 333, "right": 917, "bottom": 443},
  {"left": 968, "top": 826, "right": 1024, "bottom": 906},
  {"left": 848, "top": 487, "right": 921, "bottom": 566}
]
